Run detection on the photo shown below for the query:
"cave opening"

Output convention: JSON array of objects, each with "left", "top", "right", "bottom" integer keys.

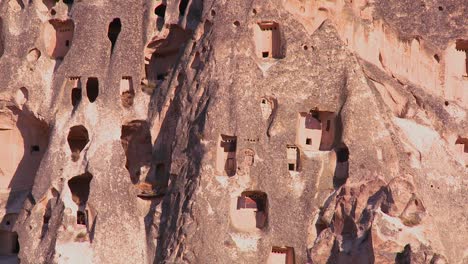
[
  {"left": 120, "top": 76, "right": 135, "bottom": 108},
  {"left": 334, "top": 144, "right": 349, "bottom": 188},
  {"left": 0, "top": 231, "right": 19, "bottom": 256},
  {"left": 155, "top": 4, "right": 166, "bottom": 18},
  {"left": 68, "top": 172, "right": 92, "bottom": 206},
  {"left": 86, "top": 77, "right": 99, "bottom": 103},
  {"left": 70, "top": 77, "right": 81, "bottom": 108},
  {"left": 120, "top": 120, "right": 152, "bottom": 184},
  {"left": 108, "top": 18, "right": 122, "bottom": 54},
  {"left": 68, "top": 172, "right": 92, "bottom": 229},
  {"left": 179, "top": 0, "right": 189, "bottom": 17},
  {"left": 67, "top": 125, "right": 89, "bottom": 162}
]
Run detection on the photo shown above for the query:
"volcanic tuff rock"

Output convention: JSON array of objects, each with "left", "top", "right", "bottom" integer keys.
[{"left": 0, "top": 0, "right": 466, "bottom": 263}]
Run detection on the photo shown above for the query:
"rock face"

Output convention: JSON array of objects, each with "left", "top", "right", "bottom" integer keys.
[{"left": 0, "top": 0, "right": 466, "bottom": 264}]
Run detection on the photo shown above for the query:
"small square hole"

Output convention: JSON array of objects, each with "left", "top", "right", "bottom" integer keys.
[
  {"left": 31, "top": 145, "right": 40, "bottom": 152},
  {"left": 288, "top": 163, "right": 295, "bottom": 171},
  {"left": 262, "top": 51, "right": 269, "bottom": 58},
  {"left": 306, "top": 138, "right": 312, "bottom": 145}
]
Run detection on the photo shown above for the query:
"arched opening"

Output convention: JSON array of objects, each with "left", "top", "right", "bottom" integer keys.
[
  {"left": 14, "top": 87, "right": 28, "bottom": 107},
  {"left": 86, "top": 77, "right": 99, "bottom": 103},
  {"left": 43, "top": 19, "right": 74, "bottom": 59},
  {"left": 68, "top": 172, "right": 92, "bottom": 228},
  {"left": 120, "top": 76, "right": 134, "bottom": 108},
  {"left": 178, "top": 0, "right": 189, "bottom": 17},
  {"left": 107, "top": 18, "right": 121, "bottom": 54},
  {"left": 231, "top": 191, "right": 268, "bottom": 231},
  {"left": 155, "top": 4, "right": 166, "bottom": 18},
  {"left": 260, "top": 97, "right": 273, "bottom": 119},
  {"left": 69, "top": 77, "right": 81, "bottom": 108},
  {"left": 120, "top": 121, "right": 152, "bottom": 184},
  {"left": 71, "top": 87, "right": 81, "bottom": 107},
  {"left": 68, "top": 172, "right": 92, "bottom": 207},
  {"left": 67, "top": 125, "right": 89, "bottom": 162}
]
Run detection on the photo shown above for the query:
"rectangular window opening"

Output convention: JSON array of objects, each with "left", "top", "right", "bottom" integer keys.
[{"left": 77, "top": 210, "right": 87, "bottom": 226}]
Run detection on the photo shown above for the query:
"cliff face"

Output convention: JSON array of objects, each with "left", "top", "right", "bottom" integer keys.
[{"left": 0, "top": 0, "right": 466, "bottom": 264}]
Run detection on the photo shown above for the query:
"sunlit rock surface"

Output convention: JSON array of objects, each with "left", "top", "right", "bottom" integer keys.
[{"left": 0, "top": 0, "right": 466, "bottom": 263}]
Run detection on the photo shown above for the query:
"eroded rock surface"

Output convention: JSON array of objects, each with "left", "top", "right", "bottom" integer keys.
[{"left": 0, "top": 0, "right": 466, "bottom": 264}]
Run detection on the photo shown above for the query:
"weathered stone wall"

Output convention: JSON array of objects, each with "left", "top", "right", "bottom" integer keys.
[{"left": 0, "top": 0, "right": 466, "bottom": 264}]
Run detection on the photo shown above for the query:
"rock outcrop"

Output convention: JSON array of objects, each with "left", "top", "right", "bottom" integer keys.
[{"left": 0, "top": 0, "right": 466, "bottom": 263}]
